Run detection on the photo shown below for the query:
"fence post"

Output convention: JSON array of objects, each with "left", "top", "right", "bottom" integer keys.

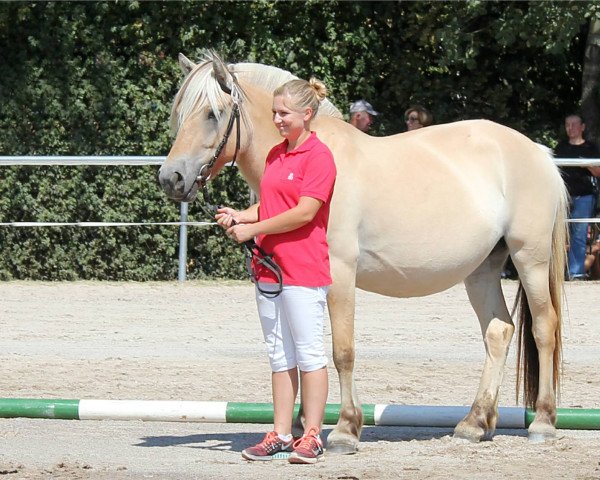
[{"left": 178, "top": 202, "right": 188, "bottom": 282}]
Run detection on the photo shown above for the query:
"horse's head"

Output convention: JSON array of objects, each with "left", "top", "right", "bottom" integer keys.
[
  {"left": 158, "top": 52, "right": 248, "bottom": 202},
  {"left": 158, "top": 52, "right": 344, "bottom": 203}
]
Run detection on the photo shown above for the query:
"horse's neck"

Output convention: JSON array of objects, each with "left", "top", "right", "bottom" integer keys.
[
  {"left": 236, "top": 84, "right": 281, "bottom": 193},
  {"left": 237, "top": 148, "right": 266, "bottom": 194}
]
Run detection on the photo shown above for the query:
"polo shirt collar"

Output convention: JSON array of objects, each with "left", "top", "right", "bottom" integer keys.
[{"left": 285, "top": 131, "right": 318, "bottom": 154}]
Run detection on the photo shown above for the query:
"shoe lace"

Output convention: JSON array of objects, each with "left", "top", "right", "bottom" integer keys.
[
  {"left": 293, "top": 427, "right": 321, "bottom": 451},
  {"left": 261, "top": 431, "right": 280, "bottom": 447}
]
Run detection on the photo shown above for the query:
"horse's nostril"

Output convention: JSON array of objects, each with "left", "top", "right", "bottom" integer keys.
[
  {"left": 158, "top": 168, "right": 186, "bottom": 196},
  {"left": 172, "top": 172, "right": 185, "bottom": 194}
]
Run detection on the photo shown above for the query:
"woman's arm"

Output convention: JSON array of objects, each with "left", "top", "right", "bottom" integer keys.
[
  {"left": 226, "top": 196, "right": 323, "bottom": 244},
  {"left": 588, "top": 166, "right": 600, "bottom": 177},
  {"left": 215, "top": 203, "right": 260, "bottom": 229}
]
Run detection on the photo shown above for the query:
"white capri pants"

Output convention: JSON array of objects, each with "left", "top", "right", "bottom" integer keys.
[{"left": 255, "top": 283, "right": 329, "bottom": 373}]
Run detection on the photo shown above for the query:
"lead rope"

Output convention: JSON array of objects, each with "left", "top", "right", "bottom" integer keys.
[
  {"left": 233, "top": 220, "right": 284, "bottom": 299},
  {"left": 201, "top": 195, "right": 283, "bottom": 298}
]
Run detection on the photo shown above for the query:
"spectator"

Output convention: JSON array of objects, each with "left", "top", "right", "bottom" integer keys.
[
  {"left": 554, "top": 113, "right": 600, "bottom": 280},
  {"left": 349, "top": 99, "right": 378, "bottom": 132},
  {"left": 585, "top": 232, "right": 600, "bottom": 280},
  {"left": 404, "top": 105, "right": 433, "bottom": 131}
]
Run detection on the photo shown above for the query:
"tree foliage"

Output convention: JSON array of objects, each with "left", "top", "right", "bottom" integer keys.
[{"left": 0, "top": 1, "right": 598, "bottom": 280}]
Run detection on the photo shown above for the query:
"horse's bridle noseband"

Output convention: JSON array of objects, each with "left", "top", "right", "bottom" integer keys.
[{"left": 197, "top": 92, "right": 283, "bottom": 298}]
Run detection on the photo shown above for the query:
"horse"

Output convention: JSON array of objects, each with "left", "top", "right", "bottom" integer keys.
[{"left": 158, "top": 51, "right": 568, "bottom": 453}]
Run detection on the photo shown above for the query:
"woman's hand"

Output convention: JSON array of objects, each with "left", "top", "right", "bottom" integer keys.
[
  {"left": 215, "top": 207, "right": 239, "bottom": 229},
  {"left": 216, "top": 204, "right": 260, "bottom": 229},
  {"left": 216, "top": 206, "right": 257, "bottom": 242},
  {"left": 226, "top": 223, "right": 256, "bottom": 244}
]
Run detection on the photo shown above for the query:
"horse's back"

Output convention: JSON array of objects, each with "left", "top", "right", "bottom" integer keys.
[{"left": 317, "top": 119, "right": 564, "bottom": 297}]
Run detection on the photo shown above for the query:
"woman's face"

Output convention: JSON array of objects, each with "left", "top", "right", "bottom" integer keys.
[
  {"left": 405, "top": 111, "right": 422, "bottom": 131},
  {"left": 272, "top": 95, "right": 309, "bottom": 139}
]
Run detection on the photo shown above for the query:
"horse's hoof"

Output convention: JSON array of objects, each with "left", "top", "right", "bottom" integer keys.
[
  {"left": 453, "top": 422, "right": 484, "bottom": 443},
  {"left": 326, "top": 431, "right": 359, "bottom": 455},
  {"left": 528, "top": 424, "right": 556, "bottom": 443},
  {"left": 326, "top": 442, "right": 358, "bottom": 455},
  {"left": 452, "top": 432, "right": 480, "bottom": 443},
  {"left": 528, "top": 432, "right": 550, "bottom": 443}
]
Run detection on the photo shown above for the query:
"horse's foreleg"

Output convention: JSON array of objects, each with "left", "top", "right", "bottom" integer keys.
[
  {"left": 326, "top": 261, "right": 361, "bottom": 455},
  {"left": 455, "top": 256, "right": 514, "bottom": 442}
]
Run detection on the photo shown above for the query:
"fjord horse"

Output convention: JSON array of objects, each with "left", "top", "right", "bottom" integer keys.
[{"left": 158, "top": 52, "right": 568, "bottom": 452}]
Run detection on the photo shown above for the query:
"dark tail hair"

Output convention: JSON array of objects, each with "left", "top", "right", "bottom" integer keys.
[{"left": 515, "top": 183, "right": 567, "bottom": 407}]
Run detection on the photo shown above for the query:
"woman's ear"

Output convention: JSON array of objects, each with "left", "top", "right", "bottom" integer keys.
[{"left": 303, "top": 108, "right": 314, "bottom": 122}]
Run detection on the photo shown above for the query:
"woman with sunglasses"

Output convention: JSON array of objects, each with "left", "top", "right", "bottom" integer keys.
[{"left": 404, "top": 105, "right": 433, "bottom": 131}]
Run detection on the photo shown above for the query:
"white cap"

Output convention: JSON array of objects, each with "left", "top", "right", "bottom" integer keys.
[{"left": 349, "top": 99, "right": 378, "bottom": 115}]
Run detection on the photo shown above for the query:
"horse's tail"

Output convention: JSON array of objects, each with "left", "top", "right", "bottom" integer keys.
[{"left": 515, "top": 176, "right": 568, "bottom": 408}]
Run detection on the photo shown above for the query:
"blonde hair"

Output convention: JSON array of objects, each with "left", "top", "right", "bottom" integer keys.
[{"left": 273, "top": 77, "right": 327, "bottom": 118}]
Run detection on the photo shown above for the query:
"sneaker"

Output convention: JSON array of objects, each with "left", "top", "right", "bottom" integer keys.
[
  {"left": 569, "top": 274, "right": 590, "bottom": 281},
  {"left": 241, "top": 431, "right": 293, "bottom": 461},
  {"left": 288, "top": 427, "right": 324, "bottom": 464}
]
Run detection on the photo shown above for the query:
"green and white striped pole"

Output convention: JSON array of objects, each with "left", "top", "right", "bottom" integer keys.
[{"left": 1, "top": 398, "right": 600, "bottom": 430}]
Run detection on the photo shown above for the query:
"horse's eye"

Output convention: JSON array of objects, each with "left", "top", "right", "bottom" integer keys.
[{"left": 207, "top": 111, "right": 217, "bottom": 120}]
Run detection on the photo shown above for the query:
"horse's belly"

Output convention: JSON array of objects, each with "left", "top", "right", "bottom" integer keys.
[
  {"left": 355, "top": 264, "right": 466, "bottom": 298},
  {"left": 350, "top": 193, "right": 506, "bottom": 298},
  {"left": 354, "top": 244, "right": 490, "bottom": 298}
]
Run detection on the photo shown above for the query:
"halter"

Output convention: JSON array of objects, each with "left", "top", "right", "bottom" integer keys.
[{"left": 197, "top": 90, "right": 283, "bottom": 298}]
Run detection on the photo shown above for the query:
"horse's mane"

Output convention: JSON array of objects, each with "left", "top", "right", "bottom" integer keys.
[{"left": 170, "top": 51, "right": 343, "bottom": 134}]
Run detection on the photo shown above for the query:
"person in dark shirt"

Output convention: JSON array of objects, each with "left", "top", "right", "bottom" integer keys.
[{"left": 554, "top": 113, "right": 600, "bottom": 280}]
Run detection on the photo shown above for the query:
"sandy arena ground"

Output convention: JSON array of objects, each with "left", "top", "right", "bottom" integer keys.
[{"left": 0, "top": 280, "right": 599, "bottom": 479}]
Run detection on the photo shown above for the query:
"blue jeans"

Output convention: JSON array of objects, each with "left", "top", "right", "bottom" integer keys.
[{"left": 568, "top": 194, "right": 595, "bottom": 278}]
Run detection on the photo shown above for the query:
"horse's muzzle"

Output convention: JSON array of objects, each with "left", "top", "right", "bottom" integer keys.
[{"left": 158, "top": 164, "right": 199, "bottom": 202}]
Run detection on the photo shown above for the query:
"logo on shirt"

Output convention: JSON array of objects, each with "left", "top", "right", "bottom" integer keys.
[{"left": 287, "top": 172, "right": 294, "bottom": 180}]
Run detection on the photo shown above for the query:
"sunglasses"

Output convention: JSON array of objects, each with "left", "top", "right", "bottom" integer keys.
[{"left": 406, "top": 115, "right": 420, "bottom": 123}]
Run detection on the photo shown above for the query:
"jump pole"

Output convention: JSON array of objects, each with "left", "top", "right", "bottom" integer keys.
[{"left": 1, "top": 399, "right": 600, "bottom": 430}]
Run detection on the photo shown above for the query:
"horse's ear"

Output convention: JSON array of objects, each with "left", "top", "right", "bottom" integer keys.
[
  {"left": 212, "top": 57, "right": 233, "bottom": 94},
  {"left": 178, "top": 53, "right": 196, "bottom": 75}
]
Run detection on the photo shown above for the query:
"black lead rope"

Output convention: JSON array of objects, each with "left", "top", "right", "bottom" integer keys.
[{"left": 239, "top": 232, "right": 284, "bottom": 299}]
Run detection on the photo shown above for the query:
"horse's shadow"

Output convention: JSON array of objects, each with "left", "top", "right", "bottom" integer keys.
[{"left": 134, "top": 426, "right": 527, "bottom": 452}]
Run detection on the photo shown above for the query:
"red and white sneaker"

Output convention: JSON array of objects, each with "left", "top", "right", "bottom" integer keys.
[
  {"left": 241, "top": 431, "right": 293, "bottom": 461},
  {"left": 288, "top": 426, "right": 324, "bottom": 464}
]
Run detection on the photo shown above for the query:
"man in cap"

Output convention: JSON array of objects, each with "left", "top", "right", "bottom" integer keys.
[{"left": 349, "top": 99, "right": 378, "bottom": 133}]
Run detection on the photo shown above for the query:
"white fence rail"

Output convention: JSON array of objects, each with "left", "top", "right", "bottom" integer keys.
[
  {"left": 1, "top": 155, "right": 599, "bottom": 281},
  {"left": 0, "top": 156, "right": 214, "bottom": 281},
  {"left": 0, "top": 156, "right": 165, "bottom": 166}
]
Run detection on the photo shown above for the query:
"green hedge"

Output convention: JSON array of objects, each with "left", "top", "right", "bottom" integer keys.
[
  {"left": 1, "top": 1, "right": 598, "bottom": 280},
  {"left": 0, "top": 165, "right": 249, "bottom": 280}
]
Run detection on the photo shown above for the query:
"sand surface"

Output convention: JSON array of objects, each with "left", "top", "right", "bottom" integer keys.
[{"left": 1, "top": 280, "right": 599, "bottom": 479}]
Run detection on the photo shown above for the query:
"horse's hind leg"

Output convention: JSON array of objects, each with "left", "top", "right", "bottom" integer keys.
[
  {"left": 511, "top": 251, "right": 560, "bottom": 442},
  {"left": 454, "top": 245, "right": 515, "bottom": 442}
]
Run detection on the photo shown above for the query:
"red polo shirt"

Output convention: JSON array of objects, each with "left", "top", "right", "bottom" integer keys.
[{"left": 254, "top": 132, "right": 336, "bottom": 286}]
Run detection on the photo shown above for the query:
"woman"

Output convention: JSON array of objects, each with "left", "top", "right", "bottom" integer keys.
[
  {"left": 404, "top": 104, "right": 433, "bottom": 131},
  {"left": 216, "top": 77, "right": 336, "bottom": 464}
]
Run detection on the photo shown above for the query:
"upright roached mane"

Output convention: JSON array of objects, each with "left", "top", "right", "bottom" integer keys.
[{"left": 169, "top": 51, "right": 343, "bottom": 136}]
